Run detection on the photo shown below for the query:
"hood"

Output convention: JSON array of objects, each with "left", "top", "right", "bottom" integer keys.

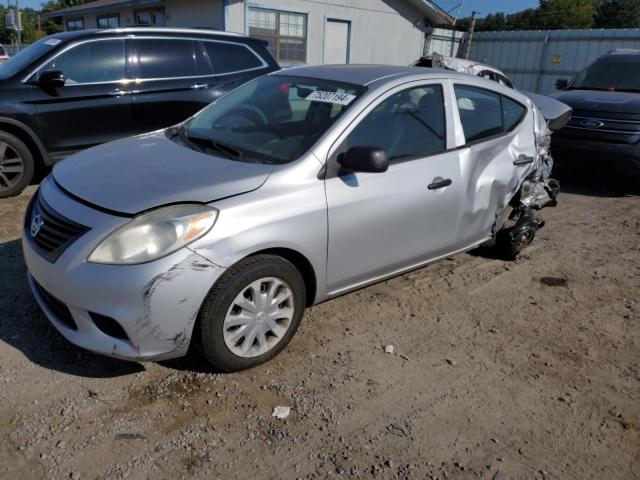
[
  {"left": 522, "top": 91, "right": 572, "bottom": 131},
  {"left": 53, "top": 131, "right": 273, "bottom": 215},
  {"left": 553, "top": 90, "right": 640, "bottom": 114}
]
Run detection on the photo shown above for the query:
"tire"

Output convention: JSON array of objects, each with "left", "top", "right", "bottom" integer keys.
[
  {"left": 0, "top": 131, "right": 35, "bottom": 199},
  {"left": 195, "top": 254, "right": 306, "bottom": 372}
]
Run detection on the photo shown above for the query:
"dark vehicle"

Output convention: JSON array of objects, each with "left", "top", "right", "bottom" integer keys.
[
  {"left": 552, "top": 49, "right": 640, "bottom": 175},
  {"left": 0, "top": 28, "right": 279, "bottom": 198}
]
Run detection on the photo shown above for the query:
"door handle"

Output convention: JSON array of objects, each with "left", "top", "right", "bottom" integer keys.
[
  {"left": 513, "top": 154, "right": 535, "bottom": 165},
  {"left": 190, "top": 83, "right": 209, "bottom": 90},
  {"left": 109, "top": 88, "right": 132, "bottom": 96},
  {"left": 427, "top": 178, "right": 452, "bottom": 190}
]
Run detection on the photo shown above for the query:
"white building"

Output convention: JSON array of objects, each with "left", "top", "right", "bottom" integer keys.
[{"left": 46, "top": 0, "right": 454, "bottom": 66}]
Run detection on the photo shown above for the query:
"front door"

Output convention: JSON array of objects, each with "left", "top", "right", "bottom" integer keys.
[
  {"left": 324, "top": 19, "right": 350, "bottom": 64},
  {"left": 325, "top": 83, "right": 462, "bottom": 293},
  {"left": 30, "top": 38, "right": 136, "bottom": 156}
]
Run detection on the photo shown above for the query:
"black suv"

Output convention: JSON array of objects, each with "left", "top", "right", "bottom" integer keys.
[
  {"left": 0, "top": 28, "right": 279, "bottom": 198},
  {"left": 552, "top": 49, "right": 640, "bottom": 175}
]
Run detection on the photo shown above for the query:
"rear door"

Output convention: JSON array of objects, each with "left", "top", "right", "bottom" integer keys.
[
  {"left": 201, "top": 39, "right": 272, "bottom": 98},
  {"left": 29, "top": 38, "right": 136, "bottom": 156},
  {"left": 452, "top": 84, "right": 533, "bottom": 247},
  {"left": 128, "top": 37, "right": 217, "bottom": 133}
]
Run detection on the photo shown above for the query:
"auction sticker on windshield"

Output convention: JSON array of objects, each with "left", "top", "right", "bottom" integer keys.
[{"left": 306, "top": 91, "right": 356, "bottom": 105}]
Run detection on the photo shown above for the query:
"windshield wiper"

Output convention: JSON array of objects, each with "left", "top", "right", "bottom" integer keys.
[
  {"left": 185, "top": 133, "right": 243, "bottom": 160},
  {"left": 568, "top": 86, "right": 609, "bottom": 91}
]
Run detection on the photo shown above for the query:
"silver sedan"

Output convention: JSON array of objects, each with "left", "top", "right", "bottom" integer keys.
[{"left": 22, "top": 65, "right": 561, "bottom": 371}]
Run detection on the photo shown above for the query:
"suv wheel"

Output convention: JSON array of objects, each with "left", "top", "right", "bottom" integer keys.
[
  {"left": 0, "top": 131, "right": 34, "bottom": 199},
  {"left": 195, "top": 255, "right": 306, "bottom": 372}
]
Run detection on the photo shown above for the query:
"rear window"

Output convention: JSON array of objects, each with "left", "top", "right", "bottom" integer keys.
[
  {"left": 204, "top": 42, "right": 263, "bottom": 74},
  {"left": 133, "top": 39, "right": 198, "bottom": 79}
]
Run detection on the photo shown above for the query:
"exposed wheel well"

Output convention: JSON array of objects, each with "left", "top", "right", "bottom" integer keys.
[
  {"left": 0, "top": 122, "right": 47, "bottom": 180},
  {"left": 249, "top": 248, "right": 317, "bottom": 306}
]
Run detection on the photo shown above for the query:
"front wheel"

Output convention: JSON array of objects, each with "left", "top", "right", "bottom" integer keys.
[
  {"left": 195, "top": 255, "right": 306, "bottom": 372},
  {"left": 0, "top": 131, "right": 35, "bottom": 199}
]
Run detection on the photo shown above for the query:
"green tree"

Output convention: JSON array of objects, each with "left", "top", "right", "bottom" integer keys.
[
  {"left": 594, "top": 0, "right": 640, "bottom": 27},
  {"left": 536, "top": 0, "right": 597, "bottom": 29}
]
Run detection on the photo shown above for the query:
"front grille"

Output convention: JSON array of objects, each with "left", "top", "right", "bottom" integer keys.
[
  {"left": 32, "top": 279, "right": 78, "bottom": 330},
  {"left": 26, "top": 192, "right": 89, "bottom": 262},
  {"left": 571, "top": 109, "right": 640, "bottom": 122}
]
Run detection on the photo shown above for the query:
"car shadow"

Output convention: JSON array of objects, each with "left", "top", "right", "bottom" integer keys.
[
  {"left": 552, "top": 164, "right": 639, "bottom": 197},
  {"left": 0, "top": 238, "right": 144, "bottom": 378}
]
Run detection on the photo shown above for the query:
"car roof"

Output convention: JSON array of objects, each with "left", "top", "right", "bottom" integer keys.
[
  {"left": 274, "top": 64, "right": 489, "bottom": 87},
  {"left": 47, "top": 27, "right": 247, "bottom": 43}
]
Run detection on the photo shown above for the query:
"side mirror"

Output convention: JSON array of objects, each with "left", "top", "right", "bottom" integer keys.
[
  {"left": 37, "top": 70, "right": 65, "bottom": 88},
  {"left": 555, "top": 78, "right": 569, "bottom": 90},
  {"left": 338, "top": 146, "right": 388, "bottom": 173}
]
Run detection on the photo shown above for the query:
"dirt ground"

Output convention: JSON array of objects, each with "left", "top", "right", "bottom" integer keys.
[{"left": 0, "top": 170, "right": 638, "bottom": 480}]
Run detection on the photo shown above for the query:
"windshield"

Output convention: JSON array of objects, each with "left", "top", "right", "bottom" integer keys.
[
  {"left": 0, "top": 38, "right": 59, "bottom": 80},
  {"left": 570, "top": 56, "right": 640, "bottom": 92},
  {"left": 178, "top": 75, "right": 364, "bottom": 164}
]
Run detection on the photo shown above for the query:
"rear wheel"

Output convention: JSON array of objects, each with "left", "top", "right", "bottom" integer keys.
[
  {"left": 0, "top": 131, "right": 34, "bottom": 199},
  {"left": 195, "top": 255, "right": 306, "bottom": 372}
]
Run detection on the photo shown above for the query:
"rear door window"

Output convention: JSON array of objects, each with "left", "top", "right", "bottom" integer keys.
[
  {"left": 502, "top": 96, "right": 526, "bottom": 131},
  {"left": 454, "top": 85, "right": 503, "bottom": 142},
  {"left": 133, "top": 38, "right": 199, "bottom": 79},
  {"left": 40, "top": 39, "right": 125, "bottom": 84},
  {"left": 454, "top": 85, "right": 528, "bottom": 143},
  {"left": 204, "top": 41, "right": 264, "bottom": 74}
]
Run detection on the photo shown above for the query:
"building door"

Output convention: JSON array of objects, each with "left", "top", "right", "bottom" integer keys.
[{"left": 324, "top": 19, "right": 350, "bottom": 64}]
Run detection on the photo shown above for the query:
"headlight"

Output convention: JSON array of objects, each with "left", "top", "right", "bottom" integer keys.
[{"left": 88, "top": 204, "right": 218, "bottom": 265}]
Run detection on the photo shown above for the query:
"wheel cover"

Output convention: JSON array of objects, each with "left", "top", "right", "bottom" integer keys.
[
  {"left": 223, "top": 277, "right": 295, "bottom": 358},
  {"left": 0, "top": 141, "right": 24, "bottom": 191}
]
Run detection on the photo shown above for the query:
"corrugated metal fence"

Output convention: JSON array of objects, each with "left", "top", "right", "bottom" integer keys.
[
  {"left": 467, "top": 29, "right": 640, "bottom": 94},
  {"left": 427, "top": 27, "right": 465, "bottom": 58}
]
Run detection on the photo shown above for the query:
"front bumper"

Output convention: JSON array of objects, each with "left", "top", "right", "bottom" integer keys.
[
  {"left": 22, "top": 177, "right": 226, "bottom": 361},
  {"left": 551, "top": 135, "right": 640, "bottom": 174}
]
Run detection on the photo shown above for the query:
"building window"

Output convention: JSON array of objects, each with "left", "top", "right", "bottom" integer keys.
[
  {"left": 65, "top": 17, "right": 84, "bottom": 31},
  {"left": 135, "top": 7, "right": 166, "bottom": 26},
  {"left": 248, "top": 7, "right": 307, "bottom": 64},
  {"left": 97, "top": 14, "right": 119, "bottom": 29}
]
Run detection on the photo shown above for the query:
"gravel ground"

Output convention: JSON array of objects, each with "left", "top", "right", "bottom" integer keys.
[{"left": 0, "top": 170, "right": 638, "bottom": 480}]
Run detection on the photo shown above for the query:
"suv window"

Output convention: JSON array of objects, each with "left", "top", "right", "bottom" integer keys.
[
  {"left": 39, "top": 40, "right": 125, "bottom": 85},
  {"left": 204, "top": 41, "right": 263, "bottom": 74},
  {"left": 454, "top": 85, "right": 526, "bottom": 143},
  {"left": 346, "top": 85, "right": 446, "bottom": 161},
  {"left": 133, "top": 39, "right": 199, "bottom": 79}
]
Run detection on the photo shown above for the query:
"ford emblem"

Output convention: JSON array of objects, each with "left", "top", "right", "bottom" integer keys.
[{"left": 581, "top": 118, "right": 604, "bottom": 129}]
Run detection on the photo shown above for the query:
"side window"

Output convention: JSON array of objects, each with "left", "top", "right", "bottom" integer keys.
[
  {"left": 39, "top": 40, "right": 125, "bottom": 85},
  {"left": 204, "top": 42, "right": 263, "bottom": 74},
  {"left": 346, "top": 85, "right": 446, "bottom": 161},
  {"left": 454, "top": 85, "right": 503, "bottom": 142},
  {"left": 134, "top": 39, "right": 198, "bottom": 79},
  {"left": 503, "top": 96, "right": 526, "bottom": 131}
]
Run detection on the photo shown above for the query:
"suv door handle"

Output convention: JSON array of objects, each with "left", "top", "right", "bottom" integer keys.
[
  {"left": 109, "top": 88, "right": 131, "bottom": 96},
  {"left": 513, "top": 154, "right": 535, "bottom": 165},
  {"left": 428, "top": 177, "right": 452, "bottom": 190},
  {"left": 190, "top": 83, "right": 209, "bottom": 90}
]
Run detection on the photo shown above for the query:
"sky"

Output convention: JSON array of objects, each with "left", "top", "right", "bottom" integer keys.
[
  {"left": 14, "top": 0, "right": 541, "bottom": 18},
  {"left": 437, "top": 0, "right": 540, "bottom": 19}
]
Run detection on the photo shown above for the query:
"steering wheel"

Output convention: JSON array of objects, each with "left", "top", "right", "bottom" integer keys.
[{"left": 231, "top": 104, "right": 269, "bottom": 126}]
